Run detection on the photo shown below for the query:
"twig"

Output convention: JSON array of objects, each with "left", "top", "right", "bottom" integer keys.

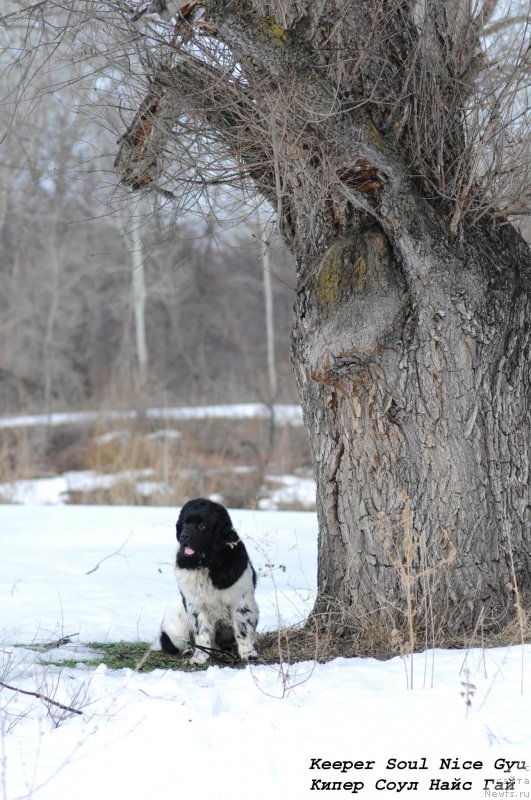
[
  {"left": 0, "top": 681, "right": 83, "bottom": 716},
  {"left": 27, "top": 634, "right": 79, "bottom": 652},
  {"left": 85, "top": 534, "right": 132, "bottom": 575},
  {"left": 0, "top": 1, "right": 46, "bottom": 24}
]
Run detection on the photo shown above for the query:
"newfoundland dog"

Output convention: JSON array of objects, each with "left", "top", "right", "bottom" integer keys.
[{"left": 154, "top": 498, "right": 259, "bottom": 665}]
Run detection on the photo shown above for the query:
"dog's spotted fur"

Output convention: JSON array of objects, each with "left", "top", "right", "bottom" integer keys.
[{"left": 154, "top": 498, "right": 258, "bottom": 665}]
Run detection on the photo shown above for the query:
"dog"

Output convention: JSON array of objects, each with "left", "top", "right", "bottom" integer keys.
[{"left": 154, "top": 498, "right": 259, "bottom": 666}]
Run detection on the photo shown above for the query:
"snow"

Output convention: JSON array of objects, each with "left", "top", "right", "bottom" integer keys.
[
  {"left": 0, "top": 506, "right": 316, "bottom": 643},
  {"left": 1, "top": 502, "right": 530, "bottom": 800},
  {"left": 259, "top": 474, "right": 317, "bottom": 510},
  {"left": 0, "top": 403, "right": 303, "bottom": 430},
  {"left": 0, "top": 469, "right": 317, "bottom": 509},
  {"left": 0, "top": 470, "right": 162, "bottom": 505}
]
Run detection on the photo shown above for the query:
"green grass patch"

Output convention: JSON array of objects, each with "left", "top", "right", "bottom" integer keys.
[
  {"left": 44, "top": 658, "right": 83, "bottom": 669},
  {"left": 15, "top": 639, "right": 207, "bottom": 672},
  {"left": 85, "top": 641, "right": 204, "bottom": 671}
]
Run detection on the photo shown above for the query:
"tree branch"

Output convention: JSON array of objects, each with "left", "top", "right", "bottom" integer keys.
[
  {"left": 85, "top": 533, "right": 132, "bottom": 575},
  {"left": 483, "top": 15, "right": 530, "bottom": 36},
  {"left": 0, "top": 681, "right": 83, "bottom": 716}
]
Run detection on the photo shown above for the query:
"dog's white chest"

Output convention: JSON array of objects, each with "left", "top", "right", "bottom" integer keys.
[
  {"left": 177, "top": 566, "right": 211, "bottom": 597},
  {"left": 175, "top": 564, "right": 254, "bottom": 616}
]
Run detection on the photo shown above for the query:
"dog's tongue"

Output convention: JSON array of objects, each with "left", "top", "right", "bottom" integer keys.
[{"left": 184, "top": 546, "right": 195, "bottom": 556}]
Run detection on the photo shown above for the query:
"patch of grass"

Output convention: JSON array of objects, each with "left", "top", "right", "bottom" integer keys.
[
  {"left": 43, "top": 658, "right": 82, "bottom": 669},
  {"left": 15, "top": 606, "right": 531, "bottom": 676},
  {"left": 17, "top": 629, "right": 340, "bottom": 673},
  {"left": 15, "top": 639, "right": 205, "bottom": 672},
  {"left": 85, "top": 641, "right": 206, "bottom": 672},
  {"left": 84, "top": 635, "right": 332, "bottom": 670}
]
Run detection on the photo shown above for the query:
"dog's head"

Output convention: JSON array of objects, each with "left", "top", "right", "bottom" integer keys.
[{"left": 176, "top": 497, "right": 239, "bottom": 566}]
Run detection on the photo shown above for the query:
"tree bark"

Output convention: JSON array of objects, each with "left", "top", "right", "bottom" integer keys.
[{"left": 292, "top": 216, "right": 531, "bottom": 642}]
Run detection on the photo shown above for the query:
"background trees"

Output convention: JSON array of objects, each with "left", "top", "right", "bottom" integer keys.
[{"left": 0, "top": 2, "right": 298, "bottom": 411}]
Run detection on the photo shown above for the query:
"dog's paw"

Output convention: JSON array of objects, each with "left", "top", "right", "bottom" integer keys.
[
  {"left": 190, "top": 649, "right": 209, "bottom": 667},
  {"left": 238, "top": 642, "right": 259, "bottom": 661}
]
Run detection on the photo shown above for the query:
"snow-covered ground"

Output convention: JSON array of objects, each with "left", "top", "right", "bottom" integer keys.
[{"left": 1, "top": 502, "right": 530, "bottom": 800}]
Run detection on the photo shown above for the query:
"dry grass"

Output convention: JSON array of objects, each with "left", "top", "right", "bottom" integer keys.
[
  {"left": 0, "top": 415, "right": 313, "bottom": 509},
  {"left": 256, "top": 606, "right": 531, "bottom": 665},
  {"left": 0, "top": 428, "right": 37, "bottom": 484},
  {"left": 257, "top": 619, "right": 356, "bottom": 664}
]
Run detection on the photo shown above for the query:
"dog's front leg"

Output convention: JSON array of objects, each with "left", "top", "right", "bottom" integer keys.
[
  {"left": 233, "top": 603, "right": 259, "bottom": 661},
  {"left": 189, "top": 611, "right": 214, "bottom": 666}
]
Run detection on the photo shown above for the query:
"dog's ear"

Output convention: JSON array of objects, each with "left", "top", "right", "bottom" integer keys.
[
  {"left": 215, "top": 522, "right": 240, "bottom": 550},
  {"left": 226, "top": 526, "right": 242, "bottom": 550},
  {"left": 213, "top": 507, "right": 239, "bottom": 550}
]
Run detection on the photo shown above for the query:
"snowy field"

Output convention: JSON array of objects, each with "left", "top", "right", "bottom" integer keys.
[{"left": 1, "top": 502, "right": 530, "bottom": 800}]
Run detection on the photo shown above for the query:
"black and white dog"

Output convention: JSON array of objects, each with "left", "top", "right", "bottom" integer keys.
[{"left": 154, "top": 498, "right": 259, "bottom": 665}]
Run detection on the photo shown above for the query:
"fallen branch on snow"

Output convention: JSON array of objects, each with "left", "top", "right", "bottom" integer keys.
[{"left": 0, "top": 681, "right": 83, "bottom": 715}]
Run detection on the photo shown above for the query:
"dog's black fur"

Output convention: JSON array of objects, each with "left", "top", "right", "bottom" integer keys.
[
  {"left": 155, "top": 498, "right": 259, "bottom": 665},
  {"left": 176, "top": 497, "right": 256, "bottom": 590}
]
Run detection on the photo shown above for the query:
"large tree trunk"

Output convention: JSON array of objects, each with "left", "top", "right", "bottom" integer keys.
[{"left": 292, "top": 216, "right": 531, "bottom": 643}]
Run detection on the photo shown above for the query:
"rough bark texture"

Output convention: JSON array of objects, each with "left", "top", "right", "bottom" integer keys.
[
  {"left": 113, "top": 0, "right": 531, "bottom": 643},
  {"left": 292, "top": 217, "right": 531, "bottom": 639}
]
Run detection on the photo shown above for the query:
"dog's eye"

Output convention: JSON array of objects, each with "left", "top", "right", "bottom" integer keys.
[{"left": 198, "top": 522, "right": 206, "bottom": 530}]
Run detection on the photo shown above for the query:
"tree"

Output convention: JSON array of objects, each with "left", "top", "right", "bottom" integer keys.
[
  {"left": 257, "top": 210, "right": 278, "bottom": 402},
  {"left": 118, "top": 198, "right": 149, "bottom": 389},
  {"left": 8, "top": 0, "right": 531, "bottom": 646}
]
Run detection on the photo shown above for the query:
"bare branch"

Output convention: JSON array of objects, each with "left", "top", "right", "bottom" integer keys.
[
  {"left": 483, "top": 15, "right": 530, "bottom": 36},
  {"left": 0, "top": 681, "right": 83, "bottom": 716},
  {"left": 85, "top": 533, "right": 132, "bottom": 575}
]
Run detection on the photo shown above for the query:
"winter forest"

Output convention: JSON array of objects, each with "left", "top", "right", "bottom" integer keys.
[{"left": 0, "top": 19, "right": 298, "bottom": 412}]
